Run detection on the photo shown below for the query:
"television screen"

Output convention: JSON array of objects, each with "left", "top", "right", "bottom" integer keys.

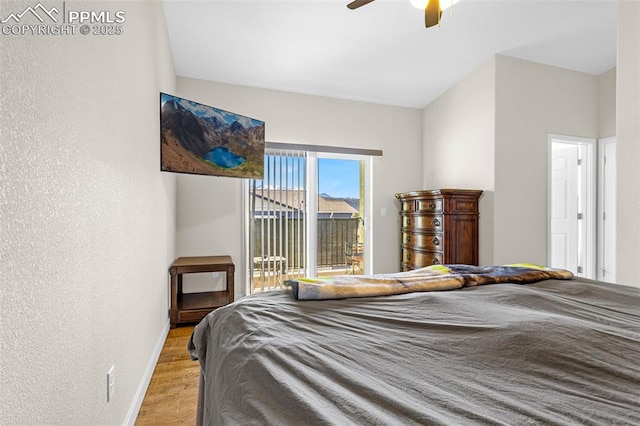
[{"left": 160, "top": 93, "right": 265, "bottom": 179}]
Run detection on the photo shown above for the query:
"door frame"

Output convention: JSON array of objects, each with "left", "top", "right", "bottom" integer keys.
[
  {"left": 547, "top": 134, "right": 596, "bottom": 278},
  {"left": 597, "top": 136, "right": 616, "bottom": 281},
  {"left": 243, "top": 146, "right": 375, "bottom": 295},
  {"left": 313, "top": 152, "right": 373, "bottom": 277}
]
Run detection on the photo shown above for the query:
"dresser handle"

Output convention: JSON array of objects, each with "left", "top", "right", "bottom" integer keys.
[
  {"left": 429, "top": 202, "right": 436, "bottom": 210},
  {"left": 407, "top": 253, "right": 412, "bottom": 261},
  {"left": 407, "top": 218, "right": 411, "bottom": 226},
  {"left": 432, "top": 237, "right": 440, "bottom": 246},
  {"left": 432, "top": 258, "right": 440, "bottom": 265},
  {"left": 406, "top": 235, "right": 411, "bottom": 243},
  {"left": 431, "top": 218, "right": 440, "bottom": 227}
]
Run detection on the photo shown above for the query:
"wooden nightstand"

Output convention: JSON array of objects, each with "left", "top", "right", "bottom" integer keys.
[{"left": 169, "top": 256, "right": 235, "bottom": 328}]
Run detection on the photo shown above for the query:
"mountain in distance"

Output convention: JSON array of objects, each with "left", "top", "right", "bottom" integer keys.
[
  {"left": 162, "top": 99, "right": 187, "bottom": 114},
  {"left": 204, "top": 115, "right": 226, "bottom": 129},
  {"left": 162, "top": 101, "right": 208, "bottom": 156},
  {"left": 343, "top": 197, "right": 360, "bottom": 211},
  {"left": 229, "top": 120, "right": 245, "bottom": 132}
]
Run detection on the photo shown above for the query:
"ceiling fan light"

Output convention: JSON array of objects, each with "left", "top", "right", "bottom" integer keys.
[{"left": 411, "top": 0, "right": 461, "bottom": 11}]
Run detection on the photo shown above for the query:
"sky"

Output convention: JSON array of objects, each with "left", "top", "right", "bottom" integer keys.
[
  {"left": 318, "top": 158, "right": 360, "bottom": 199},
  {"left": 261, "top": 156, "right": 361, "bottom": 199}
]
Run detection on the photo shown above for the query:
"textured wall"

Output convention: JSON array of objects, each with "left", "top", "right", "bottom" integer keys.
[{"left": 0, "top": 1, "right": 176, "bottom": 424}]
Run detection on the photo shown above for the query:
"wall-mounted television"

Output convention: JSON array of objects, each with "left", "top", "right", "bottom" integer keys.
[{"left": 160, "top": 93, "right": 265, "bottom": 179}]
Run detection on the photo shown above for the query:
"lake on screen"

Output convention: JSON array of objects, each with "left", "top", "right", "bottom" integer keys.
[{"left": 204, "top": 147, "right": 246, "bottom": 169}]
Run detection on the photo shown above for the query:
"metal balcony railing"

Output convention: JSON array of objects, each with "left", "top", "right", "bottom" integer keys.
[{"left": 252, "top": 217, "right": 361, "bottom": 270}]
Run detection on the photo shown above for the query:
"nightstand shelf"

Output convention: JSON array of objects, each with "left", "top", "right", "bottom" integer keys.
[
  {"left": 169, "top": 256, "right": 234, "bottom": 328},
  {"left": 179, "top": 292, "right": 230, "bottom": 310}
]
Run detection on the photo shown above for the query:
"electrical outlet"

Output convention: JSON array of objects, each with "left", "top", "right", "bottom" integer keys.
[{"left": 107, "top": 365, "right": 115, "bottom": 403}]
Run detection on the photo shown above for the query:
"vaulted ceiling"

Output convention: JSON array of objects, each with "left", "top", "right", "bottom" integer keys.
[{"left": 163, "top": 0, "right": 617, "bottom": 108}]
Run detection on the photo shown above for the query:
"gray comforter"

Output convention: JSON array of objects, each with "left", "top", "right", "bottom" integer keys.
[{"left": 188, "top": 278, "right": 640, "bottom": 425}]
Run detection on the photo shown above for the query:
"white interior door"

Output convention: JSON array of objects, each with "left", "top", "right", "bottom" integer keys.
[
  {"left": 548, "top": 135, "right": 596, "bottom": 278},
  {"left": 598, "top": 138, "right": 616, "bottom": 282},
  {"left": 550, "top": 144, "right": 579, "bottom": 273}
]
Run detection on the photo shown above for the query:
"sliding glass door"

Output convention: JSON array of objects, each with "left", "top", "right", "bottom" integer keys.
[
  {"left": 248, "top": 147, "right": 307, "bottom": 293},
  {"left": 316, "top": 154, "right": 366, "bottom": 277},
  {"left": 246, "top": 146, "right": 372, "bottom": 294}
]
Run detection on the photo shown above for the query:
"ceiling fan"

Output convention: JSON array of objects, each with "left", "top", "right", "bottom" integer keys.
[{"left": 347, "top": 0, "right": 444, "bottom": 28}]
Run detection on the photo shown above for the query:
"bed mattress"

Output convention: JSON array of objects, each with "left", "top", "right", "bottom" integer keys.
[{"left": 189, "top": 278, "right": 640, "bottom": 425}]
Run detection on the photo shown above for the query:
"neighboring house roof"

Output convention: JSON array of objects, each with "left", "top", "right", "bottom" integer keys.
[
  {"left": 251, "top": 189, "right": 304, "bottom": 212},
  {"left": 250, "top": 197, "right": 293, "bottom": 213},
  {"left": 318, "top": 197, "right": 358, "bottom": 215},
  {"left": 250, "top": 189, "right": 358, "bottom": 216}
]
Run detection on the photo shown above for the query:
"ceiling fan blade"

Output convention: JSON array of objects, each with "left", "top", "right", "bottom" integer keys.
[
  {"left": 424, "top": 0, "right": 442, "bottom": 28},
  {"left": 347, "top": 0, "right": 375, "bottom": 10}
]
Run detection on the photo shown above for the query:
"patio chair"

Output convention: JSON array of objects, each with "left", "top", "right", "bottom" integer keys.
[{"left": 344, "top": 242, "right": 364, "bottom": 274}]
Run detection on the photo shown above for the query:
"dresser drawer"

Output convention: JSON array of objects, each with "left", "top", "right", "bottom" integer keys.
[
  {"left": 416, "top": 198, "right": 443, "bottom": 212},
  {"left": 402, "top": 249, "right": 443, "bottom": 267},
  {"left": 402, "top": 233, "right": 444, "bottom": 250},
  {"left": 400, "top": 200, "right": 417, "bottom": 211},
  {"left": 402, "top": 214, "right": 443, "bottom": 230}
]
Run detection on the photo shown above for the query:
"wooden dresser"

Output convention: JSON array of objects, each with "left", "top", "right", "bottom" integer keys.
[{"left": 395, "top": 189, "right": 482, "bottom": 271}]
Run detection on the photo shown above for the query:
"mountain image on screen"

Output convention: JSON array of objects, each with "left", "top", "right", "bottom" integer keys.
[{"left": 160, "top": 93, "right": 265, "bottom": 178}]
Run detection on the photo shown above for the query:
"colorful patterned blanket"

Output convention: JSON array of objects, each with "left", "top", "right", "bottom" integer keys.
[{"left": 285, "top": 264, "right": 574, "bottom": 300}]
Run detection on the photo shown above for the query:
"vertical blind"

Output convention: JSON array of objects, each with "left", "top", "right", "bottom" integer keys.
[{"left": 249, "top": 147, "right": 308, "bottom": 293}]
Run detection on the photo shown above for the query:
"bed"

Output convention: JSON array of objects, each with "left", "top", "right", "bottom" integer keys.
[{"left": 188, "top": 266, "right": 640, "bottom": 425}]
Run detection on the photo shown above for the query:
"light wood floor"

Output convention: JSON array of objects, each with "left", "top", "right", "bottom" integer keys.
[
  {"left": 136, "top": 272, "right": 361, "bottom": 424},
  {"left": 136, "top": 325, "right": 199, "bottom": 425}
]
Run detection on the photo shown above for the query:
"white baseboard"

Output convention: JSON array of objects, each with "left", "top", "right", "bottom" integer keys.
[{"left": 123, "top": 318, "right": 171, "bottom": 426}]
